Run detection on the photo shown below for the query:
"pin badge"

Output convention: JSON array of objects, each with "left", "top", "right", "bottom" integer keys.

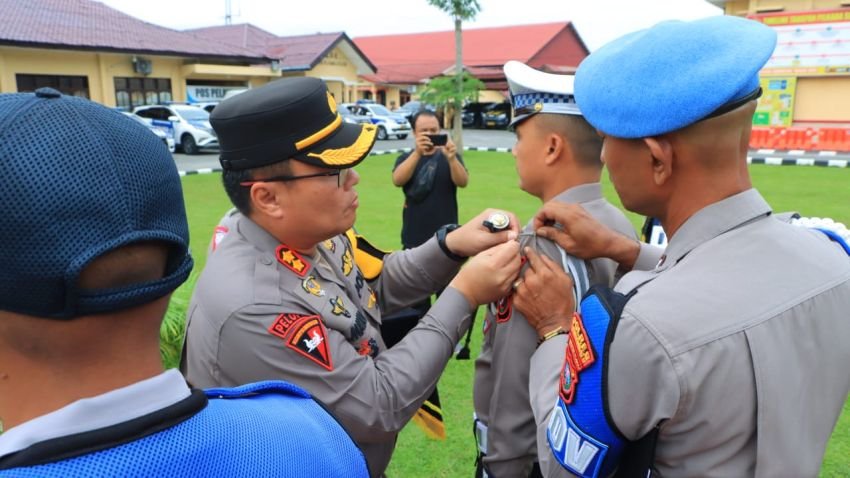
[{"left": 483, "top": 212, "right": 510, "bottom": 233}]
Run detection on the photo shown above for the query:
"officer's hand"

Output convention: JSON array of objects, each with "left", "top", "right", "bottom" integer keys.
[
  {"left": 449, "top": 241, "right": 521, "bottom": 306},
  {"left": 415, "top": 132, "right": 434, "bottom": 156},
  {"left": 533, "top": 202, "right": 640, "bottom": 269},
  {"left": 446, "top": 209, "right": 521, "bottom": 257},
  {"left": 514, "top": 248, "right": 574, "bottom": 340}
]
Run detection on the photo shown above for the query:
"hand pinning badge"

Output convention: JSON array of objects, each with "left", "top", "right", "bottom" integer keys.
[{"left": 483, "top": 211, "right": 511, "bottom": 233}]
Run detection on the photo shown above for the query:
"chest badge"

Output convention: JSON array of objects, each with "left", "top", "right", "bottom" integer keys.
[
  {"left": 276, "top": 245, "right": 310, "bottom": 277},
  {"left": 341, "top": 247, "right": 354, "bottom": 276},
  {"left": 329, "top": 296, "right": 352, "bottom": 317},
  {"left": 302, "top": 275, "right": 325, "bottom": 297}
]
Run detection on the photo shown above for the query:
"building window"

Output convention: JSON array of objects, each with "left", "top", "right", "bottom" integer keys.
[
  {"left": 16, "top": 74, "right": 89, "bottom": 98},
  {"left": 114, "top": 77, "right": 172, "bottom": 110}
]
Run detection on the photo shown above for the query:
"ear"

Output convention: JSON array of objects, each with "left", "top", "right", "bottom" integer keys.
[
  {"left": 543, "top": 133, "right": 566, "bottom": 166},
  {"left": 249, "top": 183, "right": 286, "bottom": 219},
  {"left": 643, "top": 136, "right": 674, "bottom": 186}
]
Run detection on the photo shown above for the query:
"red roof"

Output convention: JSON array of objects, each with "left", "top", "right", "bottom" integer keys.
[
  {"left": 355, "top": 22, "right": 588, "bottom": 84},
  {"left": 189, "top": 26, "right": 376, "bottom": 73},
  {"left": 0, "top": 0, "right": 265, "bottom": 62}
]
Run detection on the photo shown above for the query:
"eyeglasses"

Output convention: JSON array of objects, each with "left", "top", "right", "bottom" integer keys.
[{"left": 240, "top": 168, "right": 351, "bottom": 188}]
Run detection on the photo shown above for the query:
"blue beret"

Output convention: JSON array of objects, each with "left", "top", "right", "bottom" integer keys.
[{"left": 575, "top": 16, "right": 777, "bottom": 138}]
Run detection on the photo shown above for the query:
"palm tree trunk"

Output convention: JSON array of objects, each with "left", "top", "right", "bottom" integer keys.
[{"left": 453, "top": 17, "right": 464, "bottom": 153}]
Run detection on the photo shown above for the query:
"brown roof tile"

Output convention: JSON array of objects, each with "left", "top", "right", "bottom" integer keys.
[{"left": 0, "top": 0, "right": 267, "bottom": 62}]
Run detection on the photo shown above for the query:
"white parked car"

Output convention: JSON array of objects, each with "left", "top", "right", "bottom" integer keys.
[
  {"left": 133, "top": 104, "right": 218, "bottom": 155},
  {"left": 122, "top": 112, "right": 175, "bottom": 153},
  {"left": 341, "top": 103, "right": 411, "bottom": 140}
]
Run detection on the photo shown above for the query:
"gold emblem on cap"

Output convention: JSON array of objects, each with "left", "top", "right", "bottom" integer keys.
[
  {"left": 307, "top": 124, "right": 377, "bottom": 165},
  {"left": 326, "top": 91, "right": 337, "bottom": 114},
  {"left": 533, "top": 102, "right": 543, "bottom": 112}
]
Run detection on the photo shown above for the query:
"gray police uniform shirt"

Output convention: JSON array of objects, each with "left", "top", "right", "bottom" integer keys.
[
  {"left": 473, "top": 183, "right": 636, "bottom": 477},
  {"left": 182, "top": 212, "right": 474, "bottom": 478},
  {"left": 530, "top": 189, "right": 850, "bottom": 477}
]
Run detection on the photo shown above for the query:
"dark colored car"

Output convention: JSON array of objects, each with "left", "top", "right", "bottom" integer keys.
[
  {"left": 462, "top": 102, "right": 496, "bottom": 129},
  {"left": 482, "top": 102, "right": 513, "bottom": 129},
  {"left": 395, "top": 101, "right": 440, "bottom": 125}
]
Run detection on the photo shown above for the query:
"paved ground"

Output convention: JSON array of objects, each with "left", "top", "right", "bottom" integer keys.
[
  {"left": 173, "top": 128, "right": 517, "bottom": 172},
  {"left": 173, "top": 128, "right": 850, "bottom": 173}
]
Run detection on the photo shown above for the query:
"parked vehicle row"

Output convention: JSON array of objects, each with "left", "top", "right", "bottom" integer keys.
[
  {"left": 126, "top": 96, "right": 507, "bottom": 155},
  {"left": 133, "top": 104, "right": 218, "bottom": 155},
  {"left": 340, "top": 102, "right": 410, "bottom": 140}
]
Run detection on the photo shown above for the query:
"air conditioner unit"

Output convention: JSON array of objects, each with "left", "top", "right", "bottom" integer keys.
[{"left": 133, "top": 57, "right": 153, "bottom": 76}]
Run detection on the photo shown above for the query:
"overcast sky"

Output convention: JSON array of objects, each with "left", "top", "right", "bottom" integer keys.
[{"left": 97, "top": 0, "right": 722, "bottom": 50}]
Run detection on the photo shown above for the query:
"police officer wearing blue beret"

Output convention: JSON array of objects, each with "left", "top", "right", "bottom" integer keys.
[
  {"left": 182, "top": 77, "right": 523, "bottom": 477},
  {"left": 514, "top": 16, "right": 850, "bottom": 477},
  {"left": 0, "top": 89, "right": 369, "bottom": 476}
]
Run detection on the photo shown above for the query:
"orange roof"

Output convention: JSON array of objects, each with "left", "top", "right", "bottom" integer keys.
[{"left": 355, "top": 22, "right": 588, "bottom": 84}]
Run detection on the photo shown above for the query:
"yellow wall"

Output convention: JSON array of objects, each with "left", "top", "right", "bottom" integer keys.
[
  {"left": 0, "top": 43, "right": 375, "bottom": 108},
  {"left": 793, "top": 76, "right": 850, "bottom": 121},
  {"left": 725, "top": 0, "right": 848, "bottom": 14},
  {"left": 0, "top": 45, "right": 283, "bottom": 106},
  {"left": 308, "top": 46, "right": 363, "bottom": 103},
  {"left": 479, "top": 90, "right": 506, "bottom": 103}
]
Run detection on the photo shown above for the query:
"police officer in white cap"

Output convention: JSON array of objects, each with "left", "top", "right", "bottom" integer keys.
[
  {"left": 515, "top": 16, "right": 850, "bottom": 477},
  {"left": 472, "top": 61, "right": 636, "bottom": 478}
]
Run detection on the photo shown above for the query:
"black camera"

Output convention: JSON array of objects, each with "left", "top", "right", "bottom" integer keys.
[{"left": 426, "top": 134, "right": 448, "bottom": 146}]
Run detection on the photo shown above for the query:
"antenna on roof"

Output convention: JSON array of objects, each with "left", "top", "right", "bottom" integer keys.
[{"left": 225, "top": 0, "right": 232, "bottom": 25}]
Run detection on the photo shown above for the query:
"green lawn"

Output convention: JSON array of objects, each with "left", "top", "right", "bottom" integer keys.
[{"left": 167, "top": 152, "right": 850, "bottom": 477}]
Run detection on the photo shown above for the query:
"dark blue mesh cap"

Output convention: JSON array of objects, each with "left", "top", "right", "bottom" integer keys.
[{"left": 0, "top": 88, "right": 193, "bottom": 319}]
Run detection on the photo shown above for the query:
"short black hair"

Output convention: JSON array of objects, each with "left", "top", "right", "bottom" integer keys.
[
  {"left": 221, "top": 160, "right": 295, "bottom": 215},
  {"left": 537, "top": 114, "right": 603, "bottom": 169},
  {"left": 411, "top": 109, "right": 439, "bottom": 131}
]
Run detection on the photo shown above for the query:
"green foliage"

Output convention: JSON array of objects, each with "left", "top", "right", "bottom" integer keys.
[
  {"left": 426, "top": 0, "right": 481, "bottom": 21},
  {"left": 419, "top": 73, "right": 485, "bottom": 111},
  {"left": 169, "top": 154, "right": 850, "bottom": 476}
]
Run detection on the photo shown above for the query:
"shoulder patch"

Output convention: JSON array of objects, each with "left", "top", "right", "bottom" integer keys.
[
  {"left": 211, "top": 225, "right": 229, "bottom": 252},
  {"left": 276, "top": 245, "right": 310, "bottom": 276},
  {"left": 547, "top": 289, "right": 630, "bottom": 478},
  {"left": 268, "top": 313, "right": 333, "bottom": 371}
]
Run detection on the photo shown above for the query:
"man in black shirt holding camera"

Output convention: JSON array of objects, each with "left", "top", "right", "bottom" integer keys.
[{"left": 393, "top": 110, "right": 469, "bottom": 249}]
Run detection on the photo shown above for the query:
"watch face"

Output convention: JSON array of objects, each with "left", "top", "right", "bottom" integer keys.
[{"left": 483, "top": 212, "right": 510, "bottom": 233}]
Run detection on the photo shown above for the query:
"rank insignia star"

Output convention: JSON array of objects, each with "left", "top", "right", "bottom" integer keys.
[{"left": 276, "top": 245, "right": 310, "bottom": 276}]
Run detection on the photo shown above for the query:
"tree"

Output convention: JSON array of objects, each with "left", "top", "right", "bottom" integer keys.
[
  {"left": 418, "top": 73, "right": 485, "bottom": 131},
  {"left": 427, "top": 0, "right": 482, "bottom": 152}
]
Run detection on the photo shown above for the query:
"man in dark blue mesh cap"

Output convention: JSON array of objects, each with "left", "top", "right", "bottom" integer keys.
[{"left": 0, "top": 88, "right": 369, "bottom": 476}]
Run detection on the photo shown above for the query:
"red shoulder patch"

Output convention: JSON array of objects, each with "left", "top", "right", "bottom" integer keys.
[
  {"left": 276, "top": 245, "right": 310, "bottom": 277},
  {"left": 559, "top": 312, "right": 596, "bottom": 404},
  {"left": 568, "top": 311, "right": 595, "bottom": 371},
  {"left": 268, "top": 313, "right": 333, "bottom": 371},
  {"left": 211, "top": 225, "right": 229, "bottom": 252}
]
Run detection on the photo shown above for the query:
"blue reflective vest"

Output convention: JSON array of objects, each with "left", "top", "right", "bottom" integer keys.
[{"left": 0, "top": 381, "right": 369, "bottom": 477}]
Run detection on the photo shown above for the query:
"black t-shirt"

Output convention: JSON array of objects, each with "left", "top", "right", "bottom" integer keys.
[{"left": 393, "top": 150, "right": 465, "bottom": 248}]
